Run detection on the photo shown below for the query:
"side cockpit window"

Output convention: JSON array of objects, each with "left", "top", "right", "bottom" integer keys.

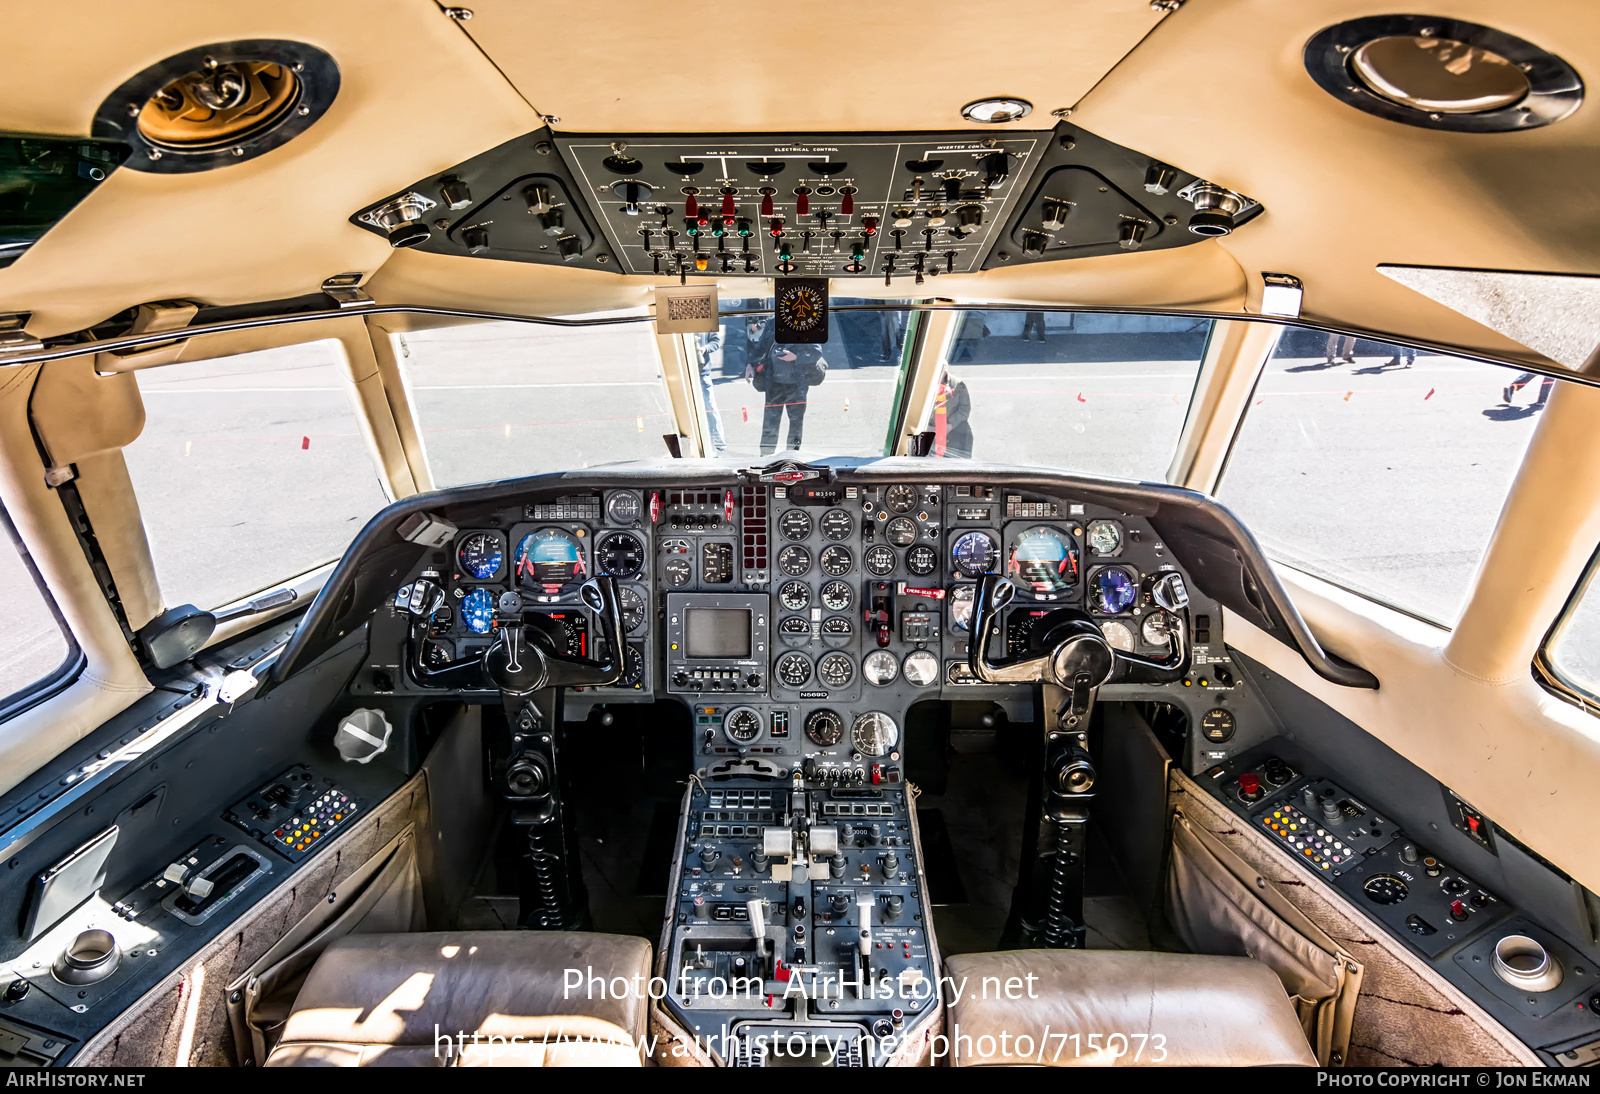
[
  {"left": 123, "top": 341, "right": 390, "bottom": 610},
  {"left": 1218, "top": 330, "right": 1543, "bottom": 626},
  {"left": 0, "top": 505, "right": 77, "bottom": 713}
]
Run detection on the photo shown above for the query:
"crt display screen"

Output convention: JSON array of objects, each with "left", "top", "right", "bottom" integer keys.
[{"left": 685, "top": 609, "right": 751, "bottom": 659}]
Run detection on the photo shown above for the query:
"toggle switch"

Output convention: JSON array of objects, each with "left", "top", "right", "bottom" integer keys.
[
  {"left": 759, "top": 188, "right": 775, "bottom": 217},
  {"left": 841, "top": 190, "right": 854, "bottom": 216},
  {"left": 795, "top": 188, "right": 810, "bottom": 216},
  {"left": 1119, "top": 220, "right": 1147, "bottom": 250}
]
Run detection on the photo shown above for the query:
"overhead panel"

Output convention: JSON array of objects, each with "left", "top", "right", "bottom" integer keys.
[
  {"left": 557, "top": 132, "right": 1049, "bottom": 279},
  {"left": 349, "top": 124, "right": 1259, "bottom": 284}
]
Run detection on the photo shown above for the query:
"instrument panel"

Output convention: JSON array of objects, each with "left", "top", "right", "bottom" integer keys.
[{"left": 378, "top": 474, "right": 1207, "bottom": 772}]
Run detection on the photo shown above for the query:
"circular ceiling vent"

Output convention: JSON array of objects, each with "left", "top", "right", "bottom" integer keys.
[
  {"left": 93, "top": 40, "right": 339, "bottom": 172},
  {"left": 1305, "top": 15, "right": 1581, "bottom": 132}
]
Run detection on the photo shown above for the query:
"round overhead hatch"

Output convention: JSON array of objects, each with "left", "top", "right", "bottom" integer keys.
[
  {"left": 93, "top": 41, "right": 339, "bottom": 172},
  {"left": 1305, "top": 16, "right": 1582, "bottom": 132}
]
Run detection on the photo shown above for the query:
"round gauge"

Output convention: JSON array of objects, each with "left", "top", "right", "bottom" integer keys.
[
  {"left": 821, "top": 616, "right": 852, "bottom": 638},
  {"left": 820, "top": 580, "right": 853, "bottom": 611},
  {"left": 1362, "top": 875, "right": 1409, "bottom": 906},
  {"left": 820, "top": 545, "right": 853, "bottom": 577},
  {"left": 1090, "top": 567, "right": 1139, "bottom": 614},
  {"left": 779, "top": 615, "right": 810, "bottom": 640},
  {"left": 906, "top": 544, "right": 938, "bottom": 576},
  {"left": 456, "top": 533, "right": 504, "bottom": 580},
  {"left": 779, "top": 509, "right": 812, "bottom": 541},
  {"left": 779, "top": 580, "right": 810, "bottom": 611},
  {"left": 949, "top": 584, "right": 976, "bottom": 631},
  {"left": 606, "top": 492, "right": 641, "bottom": 525},
  {"left": 778, "top": 545, "right": 811, "bottom": 576},
  {"left": 950, "top": 530, "right": 999, "bottom": 578},
  {"left": 805, "top": 709, "right": 845, "bottom": 746},
  {"left": 1086, "top": 518, "right": 1123, "bottom": 556},
  {"left": 596, "top": 531, "right": 645, "bottom": 577},
  {"left": 664, "top": 557, "right": 692, "bottom": 587},
  {"left": 724, "top": 706, "right": 762, "bottom": 744},
  {"left": 1009, "top": 526, "right": 1079, "bottom": 595},
  {"left": 821, "top": 509, "right": 853, "bottom": 540},
  {"left": 903, "top": 649, "right": 939, "bottom": 687},
  {"left": 1100, "top": 620, "right": 1136, "bottom": 652},
  {"left": 460, "top": 588, "right": 496, "bottom": 634},
  {"left": 1201, "top": 708, "right": 1236, "bottom": 742},
  {"left": 863, "top": 649, "right": 899, "bottom": 686},
  {"left": 817, "top": 652, "right": 855, "bottom": 688},
  {"left": 1142, "top": 610, "right": 1177, "bottom": 647},
  {"left": 885, "top": 517, "right": 917, "bottom": 547},
  {"left": 865, "top": 545, "right": 897, "bottom": 576},
  {"left": 514, "top": 529, "right": 588, "bottom": 595},
  {"left": 775, "top": 652, "right": 812, "bottom": 688},
  {"left": 618, "top": 586, "right": 647, "bottom": 634},
  {"left": 851, "top": 711, "right": 900, "bottom": 756},
  {"left": 615, "top": 644, "right": 646, "bottom": 687},
  {"left": 885, "top": 485, "right": 917, "bottom": 513}
]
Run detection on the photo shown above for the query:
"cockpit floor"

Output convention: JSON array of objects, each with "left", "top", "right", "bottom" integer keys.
[{"left": 455, "top": 719, "right": 1159, "bottom": 956}]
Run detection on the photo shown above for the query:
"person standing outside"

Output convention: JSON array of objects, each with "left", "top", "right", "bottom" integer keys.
[
  {"left": 1324, "top": 332, "right": 1356, "bottom": 365},
  {"left": 1021, "top": 311, "right": 1047, "bottom": 343},
  {"left": 694, "top": 329, "right": 728, "bottom": 455},
  {"left": 934, "top": 370, "right": 973, "bottom": 458},
  {"left": 747, "top": 317, "right": 827, "bottom": 455}
]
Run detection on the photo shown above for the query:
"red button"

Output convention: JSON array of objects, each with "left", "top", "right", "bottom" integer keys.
[{"left": 1238, "top": 773, "right": 1261, "bottom": 795}]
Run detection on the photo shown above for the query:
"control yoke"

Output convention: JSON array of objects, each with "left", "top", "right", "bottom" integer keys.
[
  {"left": 484, "top": 576, "right": 627, "bottom": 695},
  {"left": 968, "top": 572, "right": 1192, "bottom": 719}
]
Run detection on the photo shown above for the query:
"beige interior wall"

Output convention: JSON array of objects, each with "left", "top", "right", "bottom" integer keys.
[
  {"left": 1218, "top": 372, "right": 1600, "bottom": 894},
  {"left": 1074, "top": 0, "right": 1600, "bottom": 364},
  {"left": 0, "top": 0, "right": 540, "bottom": 337},
  {"left": 0, "top": 0, "right": 1585, "bottom": 365},
  {"left": 1447, "top": 382, "right": 1600, "bottom": 683},
  {"left": 0, "top": 363, "right": 150, "bottom": 795}
]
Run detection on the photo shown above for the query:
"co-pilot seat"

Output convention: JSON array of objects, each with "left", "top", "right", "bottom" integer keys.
[
  {"left": 944, "top": 950, "right": 1316, "bottom": 1067},
  {"left": 265, "top": 931, "right": 652, "bottom": 1067}
]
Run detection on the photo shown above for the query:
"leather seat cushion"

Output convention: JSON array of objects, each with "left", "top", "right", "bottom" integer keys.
[
  {"left": 265, "top": 931, "right": 651, "bottom": 1067},
  {"left": 944, "top": 949, "right": 1316, "bottom": 1067}
]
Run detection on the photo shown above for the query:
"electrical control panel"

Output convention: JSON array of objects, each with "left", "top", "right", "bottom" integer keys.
[
  {"left": 559, "top": 132, "right": 1048, "bottom": 281},
  {"left": 223, "top": 765, "right": 362, "bottom": 863}
]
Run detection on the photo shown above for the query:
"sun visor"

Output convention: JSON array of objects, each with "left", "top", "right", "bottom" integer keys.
[{"left": 1378, "top": 264, "right": 1600, "bottom": 371}]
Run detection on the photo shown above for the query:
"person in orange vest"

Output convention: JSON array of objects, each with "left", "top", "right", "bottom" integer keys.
[{"left": 934, "top": 370, "right": 973, "bottom": 458}]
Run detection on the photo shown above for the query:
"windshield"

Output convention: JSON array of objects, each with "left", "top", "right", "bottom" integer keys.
[
  {"left": 923, "top": 310, "right": 1211, "bottom": 477},
  {"left": 397, "top": 311, "right": 674, "bottom": 486},
  {"left": 691, "top": 298, "right": 911, "bottom": 459}
]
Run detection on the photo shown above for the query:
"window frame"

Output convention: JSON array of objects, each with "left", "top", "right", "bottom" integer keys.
[
  {"left": 1535, "top": 543, "right": 1600, "bottom": 717},
  {"left": 0, "top": 502, "right": 84, "bottom": 722}
]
